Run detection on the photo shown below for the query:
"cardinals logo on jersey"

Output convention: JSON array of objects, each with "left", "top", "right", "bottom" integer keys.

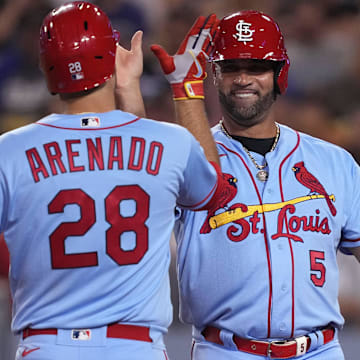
[
  {"left": 292, "top": 161, "right": 337, "bottom": 216},
  {"left": 200, "top": 173, "right": 240, "bottom": 234},
  {"left": 199, "top": 162, "right": 337, "bottom": 242}
]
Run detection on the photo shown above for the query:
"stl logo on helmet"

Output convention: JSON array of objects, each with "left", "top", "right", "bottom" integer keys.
[{"left": 233, "top": 20, "right": 254, "bottom": 43}]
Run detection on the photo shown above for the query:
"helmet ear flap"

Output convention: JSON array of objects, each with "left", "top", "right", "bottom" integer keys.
[{"left": 276, "top": 59, "right": 290, "bottom": 94}]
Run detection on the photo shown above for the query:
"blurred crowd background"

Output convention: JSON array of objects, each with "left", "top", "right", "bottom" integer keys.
[{"left": 0, "top": 0, "right": 359, "bottom": 359}]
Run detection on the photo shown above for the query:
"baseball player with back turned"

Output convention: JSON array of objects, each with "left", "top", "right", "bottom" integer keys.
[
  {"left": 152, "top": 10, "right": 360, "bottom": 360},
  {"left": 0, "top": 2, "right": 233, "bottom": 360}
]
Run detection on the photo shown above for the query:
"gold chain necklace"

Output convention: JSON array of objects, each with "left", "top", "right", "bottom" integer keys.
[{"left": 219, "top": 119, "right": 280, "bottom": 182}]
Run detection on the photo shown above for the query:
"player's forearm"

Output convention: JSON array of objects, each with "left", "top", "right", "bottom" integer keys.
[
  {"left": 175, "top": 99, "right": 220, "bottom": 165},
  {"left": 150, "top": 14, "right": 219, "bottom": 164},
  {"left": 115, "top": 82, "right": 146, "bottom": 118}
]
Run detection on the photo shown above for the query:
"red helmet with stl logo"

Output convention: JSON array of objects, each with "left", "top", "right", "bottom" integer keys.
[
  {"left": 39, "top": 1, "right": 119, "bottom": 94},
  {"left": 212, "top": 10, "right": 290, "bottom": 94}
]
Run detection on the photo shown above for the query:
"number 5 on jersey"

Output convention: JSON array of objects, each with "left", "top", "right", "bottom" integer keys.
[{"left": 310, "top": 250, "right": 326, "bottom": 287}]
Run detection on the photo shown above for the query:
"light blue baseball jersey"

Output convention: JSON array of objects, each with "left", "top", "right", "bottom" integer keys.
[
  {"left": 175, "top": 123, "right": 360, "bottom": 341},
  {"left": 0, "top": 110, "right": 219, "bottom": 334}
]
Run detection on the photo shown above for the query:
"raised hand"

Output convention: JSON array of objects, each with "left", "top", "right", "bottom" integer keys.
[
  {"left": 151, "top": 14, "right": 219, "bottom": 100},
  {"left": 115, "top": 30, "right": 143, "bottom": 91},
  {"left": 114, "top": 30, "right": 146, "bottom": 117}
]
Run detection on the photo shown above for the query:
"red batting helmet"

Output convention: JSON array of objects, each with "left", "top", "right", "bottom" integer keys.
[
  {"left": 39, "top": 1, "right": 119, "bottom": 94},
  {"left": 212, "top": 10, "right": 290, "bottom": 94}
]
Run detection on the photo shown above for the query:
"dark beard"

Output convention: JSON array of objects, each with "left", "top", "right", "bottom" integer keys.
[{"left": 219, "top": 89, "right": 275, "bottom": 126}]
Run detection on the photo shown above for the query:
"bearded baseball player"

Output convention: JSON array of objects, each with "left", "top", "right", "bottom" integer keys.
[
  {"left": 0, "top": 3, "right": 235, "bottom": 359},
  {"left": 153, "top": 10, "right": 360, "bottom": 360}
]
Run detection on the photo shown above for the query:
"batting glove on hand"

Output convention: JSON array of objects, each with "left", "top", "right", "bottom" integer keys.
[{"left": 151, "top": 14, "right": 219, "bottom": 100}]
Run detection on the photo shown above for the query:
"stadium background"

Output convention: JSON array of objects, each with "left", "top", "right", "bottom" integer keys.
[{"left": 0, "top": 0, "right": 359, "bottom": 358}]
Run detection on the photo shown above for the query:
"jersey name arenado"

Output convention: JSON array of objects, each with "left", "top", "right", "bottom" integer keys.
[{"left": 0, "top": 110, "right": 218, "bottom": 333}]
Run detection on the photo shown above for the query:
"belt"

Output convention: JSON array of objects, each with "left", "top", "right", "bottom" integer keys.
[
  {"left": 202, "top": 326, "right": 335, "bottom": 359},
  {"left": 22, "top": 323, "right": 152, "bottom": 343}
]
